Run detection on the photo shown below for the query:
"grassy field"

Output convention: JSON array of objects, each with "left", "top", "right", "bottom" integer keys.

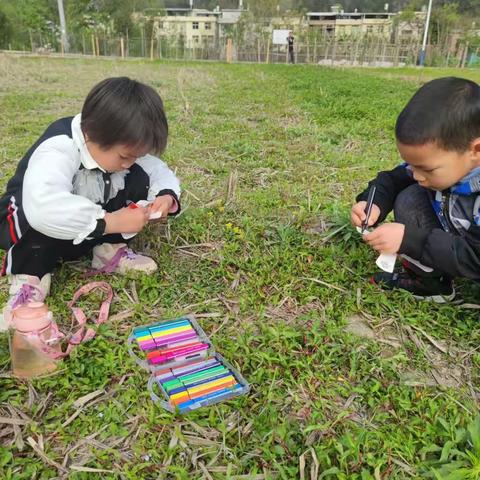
[{"left": 1, "top": 55, "right": 480, "bottom": 479}]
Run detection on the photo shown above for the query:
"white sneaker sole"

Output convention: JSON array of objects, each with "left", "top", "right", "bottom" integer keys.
[
  {"left": 91, "top": 258, "right": 158, "bottom": 275},
  {"left": 413, "top": 288, "right": 456, "bottom": 304}
]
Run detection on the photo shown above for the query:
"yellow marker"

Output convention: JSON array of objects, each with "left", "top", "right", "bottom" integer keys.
[
  {"left": 170, "top": 392, "right": 190, "bottom": 405},
  {"left": 151, "top": 325, "right": 193, "bottom": 338},
  {"left": 169, "top": 377, "right": 234, "bottom": 402},
  {"left": 187, "top": 376, "right": 236, "bottom": 396},
  {"left": 137, "top": 326, "right": 193, "bottom": 343},
  {"left": 136, "top": 334, "right": 154, "bottom": 343}
]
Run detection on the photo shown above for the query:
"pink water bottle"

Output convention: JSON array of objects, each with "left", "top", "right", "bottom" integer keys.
[{"left": 9, "top": 302, "right": 61, "bottom": 378}]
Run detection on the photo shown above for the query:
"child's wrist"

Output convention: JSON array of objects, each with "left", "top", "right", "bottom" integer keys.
[
  {"left": 104, "top": 212, "right": 119, "bottom": 234},
  {"left": 166, "top": 195, "right": 176, "bottom": 212}
]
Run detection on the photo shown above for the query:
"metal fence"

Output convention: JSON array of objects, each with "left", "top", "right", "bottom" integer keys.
[{"left": 2, "top": 31, "right": 479, "bottom": 68}]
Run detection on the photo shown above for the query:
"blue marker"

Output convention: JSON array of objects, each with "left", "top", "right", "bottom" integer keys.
[
  {"left": 148, "top": 320, "right": 191, "bottom": 334},
  {"left": 133, "top": 327, "right": 150, "bottom": 337},
  {"left": 147, "top": 318, "right": 190, "bottom": 330}
]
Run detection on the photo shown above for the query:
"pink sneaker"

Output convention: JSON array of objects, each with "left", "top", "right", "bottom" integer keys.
[
  {"left": 0, "top": 274, "right": 51, "bottom": 331},
  {"left": 91, "top": 243, "right": 157, "bottom": 275}
]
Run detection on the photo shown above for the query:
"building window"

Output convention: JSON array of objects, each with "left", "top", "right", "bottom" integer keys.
[
  {"left": 193, "top": 22, "right": 199, "bottom": 30},
  {"left": 366, "top": 25, "right": 374, "bottom": 33},
  {"left": 193, "top": 35, "right": 199, "bottom": 44},
  {"left": 205, "top": 22, "right": 211, "bottom": 30}
]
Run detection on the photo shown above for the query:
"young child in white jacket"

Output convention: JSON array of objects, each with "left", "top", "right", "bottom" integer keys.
[{"left": 0, "top": 77, "right": 180, "bottom": 313}]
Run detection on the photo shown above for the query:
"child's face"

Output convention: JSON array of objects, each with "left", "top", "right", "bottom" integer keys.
[
  {"left": 397, "top": 140, "right": 480, "bottom": 191},
  {"left": 86, "top": 141, "right": 149, "bottom": 173}
]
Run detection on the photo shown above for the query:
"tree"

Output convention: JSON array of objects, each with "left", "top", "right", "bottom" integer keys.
[
  {"left": 0, "top": 0, "right": 57, "bottom": 48},
  {"left": 0, "top": 0, "right": 56, "bottom": 32},
  {"left": 430, "top": 2, "right": 461, "bottom": 47},
  {"left": 0, "top": 6, "right": 12, "bottom": 46},
  {"left": 246, "top": 0, "right": 280, "bottom": 18}
]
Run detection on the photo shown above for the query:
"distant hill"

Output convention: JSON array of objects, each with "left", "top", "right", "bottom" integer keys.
[
  {"left": 289, "top": 0, "right": 479, "bottom": 13},
  {"left": 169, "top": 0, "right": 480, "bottom": 15}
]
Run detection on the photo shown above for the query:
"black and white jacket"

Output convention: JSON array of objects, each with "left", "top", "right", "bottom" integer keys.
[
  {"left": 357, "top": 164, "right": 480, "bottom": 279},
  {"left": 0, "top": 114, "right": 180, "bottom": 246}
]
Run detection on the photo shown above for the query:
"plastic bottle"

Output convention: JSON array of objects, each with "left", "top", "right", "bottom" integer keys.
[{"left": 9, "top": 302, "right": 61, "bottom": 378}]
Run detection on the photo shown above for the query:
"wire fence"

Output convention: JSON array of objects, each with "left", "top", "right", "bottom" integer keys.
[{"left": 3, "top": 31, "right": 480, "bottom": 69}]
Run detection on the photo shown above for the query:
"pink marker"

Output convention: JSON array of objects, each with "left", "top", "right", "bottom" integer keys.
[
  {"left": 148, "top": 354, "right": 169, "bottom": 364},
  {"left": 148, "top": 343, "right": 209, "bottom": 364},
  {"left": 149, "top": 350, "right": 208, "bottom": 365},
  {"left": 165, "top": 343, "right": 208, "bottom": 358}
]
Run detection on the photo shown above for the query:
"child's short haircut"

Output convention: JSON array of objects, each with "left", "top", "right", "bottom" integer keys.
[
  {"left": 81, "top": 77, "right": 168, "bottom": 155},
  {"left": 395, "top": 77, "right": 480, "bottom": 151}
]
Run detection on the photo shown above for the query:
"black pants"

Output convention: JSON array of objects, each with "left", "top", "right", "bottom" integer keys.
[
  {"left": 0, "top": 164, "right": 150, "bottom": 278},
  {"left": 394, "top": 183, "right": 444, "bottom": 277},
  {"left": 288, "top": 48, "right": 295, "bottom": 64}
]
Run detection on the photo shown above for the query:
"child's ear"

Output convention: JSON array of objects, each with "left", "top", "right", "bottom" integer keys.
[{"left": 471, "top": 138, "right": 480, "bottom": 161}]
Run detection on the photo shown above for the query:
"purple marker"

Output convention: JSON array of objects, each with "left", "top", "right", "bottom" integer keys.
[
  {"left": 152, "top": 329, "right": 196, "bottom": 342},
  {"left": 155, "top": 338, "right": 199, "bottom": 351},
  {"left": 139, "top": 340, "right": 156, "bottom": 351},
  {"left": 154, "top": 330, "right": 198, "bottom": 347}
]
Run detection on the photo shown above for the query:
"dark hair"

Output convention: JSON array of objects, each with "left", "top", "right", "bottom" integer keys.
[
  {"left": 81, "top": 77, "right": 168, "bottom": 155},
  {"left": 395, "top": 77, "right": 480, "bottom": 151}
]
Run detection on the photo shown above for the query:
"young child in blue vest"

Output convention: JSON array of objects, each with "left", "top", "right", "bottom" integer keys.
[
  {"left": 0, "top": 77, "right": 180, "bottom": 323},
  {"left": 352, "top": 77, "right": 480, "bottom": 303}
]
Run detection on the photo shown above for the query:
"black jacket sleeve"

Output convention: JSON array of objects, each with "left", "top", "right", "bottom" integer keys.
[
  {"left": 156, "top": 189, "right": 181, "bottom": 216},
  {"left": 356, "top": 164, "right": 416, "bottom": 224},
  {"left": 399, "top": 224, "right": 480, "bottom": 279}
]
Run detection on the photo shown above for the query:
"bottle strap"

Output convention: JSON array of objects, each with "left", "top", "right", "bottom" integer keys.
[{"left": 25, "top": 281, "right": 113, "bottom": 360}]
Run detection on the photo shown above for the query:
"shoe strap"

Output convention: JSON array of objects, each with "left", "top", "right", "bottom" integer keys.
[
  {"left": 124, "top": 248, "right": 139, "bottom": 260},
  {"left": 85, "top": 246, "right": 129, "bottom": 277}
]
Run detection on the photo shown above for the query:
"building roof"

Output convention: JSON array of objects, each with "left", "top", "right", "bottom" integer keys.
[
  {"left": 163, "top": 0, "right": 190, "bottom": 6},
  {"left": 162, "top": 7, "right": 221, "bottom": 15},
  {"left": 162, "top": 0, "right": 241, "bottom": 7},
  {"left": 307, "top": 12, "right": 396, "bottom": 17}
]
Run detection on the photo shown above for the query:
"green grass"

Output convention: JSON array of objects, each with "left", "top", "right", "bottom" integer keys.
[{"left": 1, "top": 55, "right": 480, "bottom": 479}]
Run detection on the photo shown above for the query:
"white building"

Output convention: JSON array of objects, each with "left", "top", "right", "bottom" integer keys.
[
  {"left": 150, "top": 0, "right": 244, "bottom": 48},
  {"left": 307, "top": 11, "right": 396, "bottom": 39}
]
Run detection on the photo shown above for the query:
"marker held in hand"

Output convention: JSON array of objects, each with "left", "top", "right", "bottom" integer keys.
[{"left": 362, "top": 185, "right": 377, "bottom": 233}]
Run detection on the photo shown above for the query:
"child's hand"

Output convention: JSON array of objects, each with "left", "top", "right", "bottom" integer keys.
[
  {"left": 105, "top": 206, "right": 150, "bottom": 234},
  {"left": 351, "top": 201, "right": 381, "bottom": 228},
  {"left": 149, "top": 195, "right": 175, "bottom": 219},
  {"left": 363, "top": 222, "right": 405, "bottom": 254}
]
